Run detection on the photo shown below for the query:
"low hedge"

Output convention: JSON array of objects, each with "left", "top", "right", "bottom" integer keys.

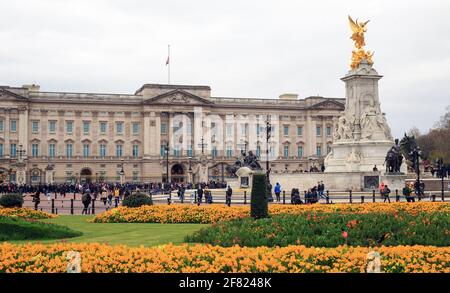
[
  {"left": 186, "top": 212, "right": 450, "bottom": 247},
  {"left": 122, "top": 193, "right": 153, "bottom": 208},
  {"left": 0, "top": 208, "right": 56, "bottom": 219},
  {"left": 0, "top": 193, "right": 24, "bottom": 208},
  {"left": 0, "top": 216, "right": 82, "bottom": 241}
]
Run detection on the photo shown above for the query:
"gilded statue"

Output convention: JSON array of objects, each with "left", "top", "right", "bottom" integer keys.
[{"left": 348, "top": 16, "right": 374, "bottom": 69}]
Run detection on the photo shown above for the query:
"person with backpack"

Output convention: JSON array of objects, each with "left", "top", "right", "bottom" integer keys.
[
  {"left": 402, "top": 184, "right": 415, "bottom": 202},
  {"left": 106, "top": 192, "right": 113, "bottom": 211},
  {"left": 382, "top": 185, "right": 391, "bottom": 203},
  {"left": 32, "top": 189, "right": 41, "bottom": 210},
  {"left": 81, "top": 189, "right": 92, "bottom": 215},
  {"left": 225, "top": 185, "right": 232, "bottom": 207}
]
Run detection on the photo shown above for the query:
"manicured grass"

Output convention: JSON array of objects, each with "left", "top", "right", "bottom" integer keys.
[{"left": 9, "top": 215, "right": 207, "bottom": 247}]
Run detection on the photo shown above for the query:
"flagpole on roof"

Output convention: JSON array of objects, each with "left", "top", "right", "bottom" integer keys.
[{"left": 167, "top": 44, "right": 171, "bottom": 85}]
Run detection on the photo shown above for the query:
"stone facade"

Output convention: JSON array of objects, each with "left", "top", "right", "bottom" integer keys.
[{"left": 0, "top": 83, "right": 344, "bottom": 184}]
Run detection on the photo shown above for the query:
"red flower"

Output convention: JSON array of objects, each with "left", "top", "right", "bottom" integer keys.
[{"left": 342, "top": 231, "right": 348, "bottom": 239}]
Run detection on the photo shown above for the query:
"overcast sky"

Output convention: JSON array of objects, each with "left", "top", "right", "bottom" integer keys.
[{"left": 1, "top": 0, "right": 449, "bottom": 138}]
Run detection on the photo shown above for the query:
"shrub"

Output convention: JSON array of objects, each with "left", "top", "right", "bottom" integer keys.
[
  {"left": 0, "top": 216, "right": 82, "bottom": 241},
  {"left": 0, "top": 193, "right": 24, "bottom": 208},
  {"left": 250, "top": 173, "right": 269, "bottom": 219},
  {"left": 122, "top": 192, "right": 153, "bottom": 208},
  {"left": 186, "top": 212, "right": 450, "bottom": 247}
]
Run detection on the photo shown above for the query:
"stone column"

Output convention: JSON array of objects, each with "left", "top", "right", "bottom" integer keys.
[
  {"left": 193, "top": 107, "right": 203, "bottom": 156},
  {"left": 4, "top": 109, "right": 10, "bottom": 158},
  {"left": 143, "top": 111, "right": 151, "bottom": 158},
  {"left": 153, "top": 112, "right": 161, "bottom": 156},
  {"left": 18, "top": 107, "right": 28, "bottom": 157}
]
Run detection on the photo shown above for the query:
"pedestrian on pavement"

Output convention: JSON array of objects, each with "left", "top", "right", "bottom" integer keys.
[
  {"left": 81, "top": 190, "right": 92, "bottom": 215},
  {"left": 197, "top": 185, "right": 203, "bottom": 206},
  {"left": 274, "top": 182, "right": 281, "bottom": 203},
  {"left": 382, "top": 185, "right": 391, "bottom": 203},
  {"left": 226, "top": 185, "right": 232, "bottom": 207}
]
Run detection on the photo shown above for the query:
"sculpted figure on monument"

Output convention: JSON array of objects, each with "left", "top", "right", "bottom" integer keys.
[
  {"left": 377, "top": 114, "right": 393, "bottom": 140},
  {"left": 384, "top": 139, "right": 403, "bottom": 173},
  {"left": 334, "top": 116, "right": 355, "bottom": 141},
  {"left": 360, "top": 101, "right": 381, "bottom": 139},
  {"left": 243, "top": 151, "right": 262, "bottom": 170}
]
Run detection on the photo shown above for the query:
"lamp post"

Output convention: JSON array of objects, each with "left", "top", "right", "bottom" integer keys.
[
  {"left": 265, "top": 116, "right": 272, "bottom": 180},
  {"left": 437, "top": 158, "right": 445, "bottom": 200},
  {"left": 164, "top": 141, "right": 170, "bottom": 188},
  {"left": 119, "top": 158, "right": 125, "bottom": 185},
  {"left": 409, "top": 146, "right": 422, "bottom": 191},
  {"left": 198, "top": 136, "right": 207, "bottom": 155},
  {"left": 188, "top": 156, "right": 193, "bottom": 185}
]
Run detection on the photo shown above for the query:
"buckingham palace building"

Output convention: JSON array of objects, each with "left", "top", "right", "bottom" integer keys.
[{"left": 0, "top": 83, "right": 344, "bottom": 184}]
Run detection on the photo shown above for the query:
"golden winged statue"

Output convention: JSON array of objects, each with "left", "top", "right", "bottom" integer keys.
[{"left": 348, "top": 15, "right": 374, "bottom": 70}]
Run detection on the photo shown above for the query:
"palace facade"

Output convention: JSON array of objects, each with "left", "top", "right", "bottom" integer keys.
[{"left": 0, "top": 83, "right": 344, "bottom": 184}]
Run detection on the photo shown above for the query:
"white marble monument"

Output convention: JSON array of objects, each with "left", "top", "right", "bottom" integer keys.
[{"left": 324, "top": 59, "right": 400, "bottom": 173}]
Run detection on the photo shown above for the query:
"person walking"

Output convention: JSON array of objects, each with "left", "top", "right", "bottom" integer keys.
[
  {"left": 197, "top": 185, "right": 203, "bottom": 206},
  {"left": 114, "top": 187, "right": 120, "bottom": 207},
  {"left": 81, "top": 189, "right": 92, "bottom": 215},
  {"left": 402, "top": 184, "right": 415, "bottom": 202},
  {"left": 32, "top": 189, "right": 41, "bottom": 210},
  {"left": 318, "top": 181, "right": 325, "bottom": 200},
  {"left": 106, "top": 192, "right": 113, "bottom": 211},
  {"left": 274, "top": 182, "right": 281, "bottom": 203},
  {"left": 382, "top": 185, "right": 391, "bottom": 203},
  {"left": 225, "top": 185, "right": 232, "bottom": 207}
]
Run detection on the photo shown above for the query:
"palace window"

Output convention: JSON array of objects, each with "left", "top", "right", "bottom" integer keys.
[
  {"left": 32, "top": 144, "right": 39, "bottom": 157},
  {"left": 83, "top": 144, "right": 90, "bottom": 157},
  {"left": 10, "top": 143, "right": 17, "bottom": 157},
  {"left": 100, "top": 122, "right": 107, "bottom": 134},
  {"left": 66, "top": 121, "right": 73, "bottom": 134},
  {"left": 256, "top": 124, "right": 260, "bottom": 136},
  {"left": 226, "top": 146, "right": 233, "bottom": 158},
  {"left": 297, "top": 146, "right": 303, "bottom": 158},
  {"left": 187, "top": 146, "right": 193, "bottom": 157},
  {"left": 0, "top": 144, "right": 3, "bottom": 157},
  {"left": 283, "top": 145, "right": 289, "bottom": 158},
  {"left": 326, "top": 126, "right": 332, "bottom": 136},
  {"left": 211, "top": 146, "right": 218, "bottom": 158},
  {"left": 132, "top": 123, "right": 140, "bottom": 135},
  {"left": 116, "top": 144, "right": 123, "bottom": 157},
  {"left": 173, "top": 147, "right": 180, "bottom": 157},
  {"left": 49, "top": 121, "right": 56, "bottom": 134},
  {"left": 49, "top": 144, "right": 56, "bottom": 158},
  {"left": 297, "top": 126, "right": 303, "bottom": 136},
  {"left": 317, "top": 145, "right": 322, "bottom": 157},
  {"left": 160, "top": 145, "right": 165, "bottom": 157},
  {"left": 66, "top": 144, "right": 73, "bottom": 158},
  {"left": 10, "top": 120, "right": 17, "bottom": 132},
  {"left": 99, "top": 144, "right": 106, "bottom": 158},
  {"left": 83, "top": 121, "right": 90, "bottom": 134},
  {"left": 283, "top": 125, "right": 289, "bottom": 136},
  {"left": 132, "top": 144, "right": 139, "bottom": 158},
  {"left": 0, "top": 120, "right": 3, "bottom": 132},
  {"left": 161, "top": 123, "right": 167, "bottom": 134},
  {"left": 256, "top": 145, "right": 261, "bottom": 157},
  {"left": 32, "top": 121, "right": 39, "bottom": 133},
  {"left": 270, "top": 146, "right": 275, "bottom": 157},
  {"left": 116, "top": 122, "right": 124, "bottom": 134},
  {"left": 316, "top": 126, "right": 321, "bottom": 137},
  {"left": 226, "top": 123, "right": 233, "bottom": 137}
]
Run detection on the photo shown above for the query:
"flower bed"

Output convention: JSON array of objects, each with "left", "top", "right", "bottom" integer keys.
[
  {"left": 0, "top": 208, "right": 56, "bottom": 219},
  {"left": 186, "top": 212, "right": 450, "bottom": 247},
  {"left": 0, "top": 242, "right": 449, "bottom": 273},
  {"left": 91, "top": 202, "right": 450, "bottom": 224}
]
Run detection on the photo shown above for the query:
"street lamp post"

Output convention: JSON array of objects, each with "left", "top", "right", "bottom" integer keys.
[
  {"left": 188, "top": 156, "right": 193, "bottom": 185},
  {"left": 119, "top": 158, "right": 125, "bottom": 185},
  {"left": 164, "top": 141, "right": 170, "bottom": 189},
  {"left": 265, "top": 116, "right": 272, "bottom": 180},
  {"left": 409, "top": 146, "right": 422, "bottom": 194},
  {"left": 198, "top": 136, "right": 207, "bottom": 155},
  {"left": 437, "top": 158, "right": 445, "bottom": 201}
]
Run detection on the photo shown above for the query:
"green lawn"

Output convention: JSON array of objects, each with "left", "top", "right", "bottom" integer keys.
[{"left": 9, "top": 216, "right": 207, "bottom": 247}]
